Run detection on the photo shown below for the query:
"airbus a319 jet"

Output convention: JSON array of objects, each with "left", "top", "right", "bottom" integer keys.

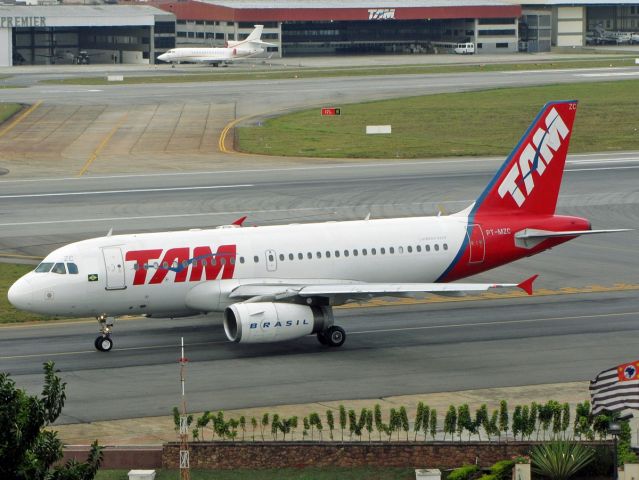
[{"left": 8, "top": 101, "right": 628, "bottom": 352}]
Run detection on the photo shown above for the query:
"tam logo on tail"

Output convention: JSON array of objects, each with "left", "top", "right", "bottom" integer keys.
[
  {"left": 474, "top": 100, "right": 578, "bottom": 217},
  {"left": 498, "top": 106, "right": 572, "bottom": 207}
]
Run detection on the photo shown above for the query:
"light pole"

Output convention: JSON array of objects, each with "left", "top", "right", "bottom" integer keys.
[{"left": 608, "top": 421, "right": 622, "bottom": 480}]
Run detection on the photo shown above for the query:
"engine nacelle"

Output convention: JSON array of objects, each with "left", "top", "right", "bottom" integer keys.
[{"left": 223, "top": 302, "right": 333, "bottom": 344}]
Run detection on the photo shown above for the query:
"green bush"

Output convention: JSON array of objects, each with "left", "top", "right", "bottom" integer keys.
[
  {"left": 447, "top": 464, "right": 480, "bottom": 480},
  {"left": 489, "top": 460, "right": 515, "bottom": 480},
  {"left": 531, "top": 441, "right": 595, "bottom": 480}
]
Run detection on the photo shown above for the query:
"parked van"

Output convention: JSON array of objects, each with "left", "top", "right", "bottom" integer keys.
[{"left": 454, "top": 42, "right": 475, "bottom": 54}]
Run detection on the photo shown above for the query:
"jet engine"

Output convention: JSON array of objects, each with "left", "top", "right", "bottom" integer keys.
[{"left": 223, "top": 302, "right": 333, "bottom": 343}]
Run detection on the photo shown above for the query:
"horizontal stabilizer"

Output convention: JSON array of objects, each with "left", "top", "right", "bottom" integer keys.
[{"left": 515, "top": 228, "right": 632, "bottom": 248}]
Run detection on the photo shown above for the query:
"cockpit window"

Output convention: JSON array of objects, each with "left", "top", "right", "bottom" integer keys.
[
  {"left": 35, "top": 262, "right": 54, "bottom": 273},
  {"left": 51, "top": 263, "right": 67, "bottom": 274},
  {"left": 67, "top": 263, "right": 79, "bottom": 274}
]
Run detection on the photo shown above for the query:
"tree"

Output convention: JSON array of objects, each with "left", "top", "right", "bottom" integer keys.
[
  {"left": 339, "top": 405, "right": 347, "bottom": 442},
  {"left": 195, "top": 411, "right": 210, "bottom": 441},
  {"left": 0, "top": 361, "right": 103, "bottom": 480},
  {"left": 414, "top": 402, "right": 424, "bottom": 441},
  {"left": 512, "top": 405, "right": 523, "bottom": 440},
  {"left": 561, "top": 403, "right": 570, "bottom": 439},
  {"left": 399, "top": 406, "right": 409, "bottom": 441},
  {"left": 302, "top": 417, "right": 310, "bottom": 440},
  {"left": 421, "top": 405, "right": 431, "bottom": 442},
  {"left": 429, "top": 409, "right": 437, "bottom": 441},
  {"left": 374, "top": 404, "right": 385, "bottom": 441},
  {"left": 260, "top": 413, "right": 269, "bottom": 441},
  {"left": 239, "top": 415, "right": 246, "bottom": 441},
  {"left": 457, "top": 404, "right": 473, "bottom": 441},
  {"left": 365, "top": 409, "right": 373, "bottom": 442},
  {"left": 271, "top": 413, "right": 280, "bottom": 440},
  {"left": 309, "top": 413, "right": 323, "bottom": 441},
  {"left": 498, "top": 400, "right": 509, "bottom": 441},
  {"left": 326, "top": 410, "right": 335, "bottom": 440},
  {"left": 250, "top": 417, "right": 258, "bottom": 441},
  {"left": 528, "top": 402, "right": 538, "bottom": 440},
  {"left": 444, "top": 405, "right": 457, "bottom": 441},
  {"left": 474, "top": 404, "right": 488, "bottom": 441},
  {"left": 487, "top": 409, "right": 499, "bottom": 441}
]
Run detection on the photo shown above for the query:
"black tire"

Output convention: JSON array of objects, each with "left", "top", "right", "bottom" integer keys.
[
  {"left": 317, "top": 331, "right": 329, "bottom": 346},
  {"left": 326, "top": 326, "right": 346, "bottom": 347},
  {"left": 96, "top": 336, "right": 113, "bottom": 352},
  {"left": 94, "top": 336, "right": 103, "bottom": 351}
]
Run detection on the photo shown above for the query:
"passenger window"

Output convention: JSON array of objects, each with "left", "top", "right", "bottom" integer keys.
[
  {"left": 35, "top": 262, "right": 54, "bottom": 273},
  {"left": 307, "top": 252, "right": 312, "bottom": 259},
  {"left": 407, "top": 246, "right": 413, "bottom": 253},
  {"left": 326, "top": 251, "right": 331, "bottom": 258},
  {"left": 162, "top": 261, "right": 169, "bottom": 269},
  {"left": 221, "top": 258, "right": 227, "bottom": 265},
  {"left": 426, "top": 245, "right": 431, "bottom": 252},
  {"left": 52, "top": 263, "right": 66, "bottom": 274},
  {"left": 279, "top": 254, "right": 285, "bottom": 261},
  {"left": 390, "top": 247, "right": 395, "bottom": 254},
  {"left": 362, "top": 249, "right": 367, "bottom": 256},
  {"left": 417, "top": 245, "right": 422, "bottom": 252},
  {"left": 344, "top": 250, "right": 349, "bottom": 257},
  {"left": 230, "top": 257, "right": 235, "bottom": 265},
  {"left": 289, "top": 253, "right": 294, "bottom": 261},
  {"left": 371, "top": 248, "right": 376, "bottom": 255},
  {"left": 335, "top": 251, "right": 340, "bottom": 258},
  {"left": 353, "top": 249, "right": 358, "bottom": 256},
  {"left": 435, "top": 244, "right": 440, "bottom": 251},
  {"left": 268, "top": 255, "right": 274, "bottom": 262},
  {"left": 398, "top": 246, "right": 404, "bottom": 254},
  {"left": 444, "top": 243, "right": 448, "bottom": 250},
  {"left": 211, "top": 258, "right": 217, "bottom": 266},
  {"left": 67, "top": 263, "right": 79, "bottom": 274},
  {"left": 254, "top": 256, "right": 260, "bottom": 263},
  {"left": 239, "top": 257, "right": 245, "bottom": 264},
  {"left": 317, "top": 252, "right": 322, "bottom": 259},
  {"left": 133, "top": 263, "right": 139, "bottom": 271},
  {"left": 143, "top": 263, "right": 149, "bottom": 270},
  {"left": 182, "top": 260, "right": 189, "bottom": 268}
]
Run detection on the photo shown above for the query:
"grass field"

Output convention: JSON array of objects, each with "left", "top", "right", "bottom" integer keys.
[
  {"left": 41, "top": 57, "right": 636, "bottom": 85},
  {"left": 95, "top": 467, "right": 415, "bottom": 479},
  {"left": 0, "top": 103, "right": 23, "bottom": 123},
  {"left": 0, "top": 263, "right": 54, "bottom": 323},
  {"left": 237, "top": 79, "right": 639, "bottom": 158}
]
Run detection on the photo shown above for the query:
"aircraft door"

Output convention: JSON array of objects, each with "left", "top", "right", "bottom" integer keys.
[
  {"left": 102, "top": 247, "right": 126, "bottom": 290},
  {"left": 265, "top": 250, "right": 277, "bottom": 272},
  {"left": 467, "top": 224, "right": 486, "bottom": 264}
]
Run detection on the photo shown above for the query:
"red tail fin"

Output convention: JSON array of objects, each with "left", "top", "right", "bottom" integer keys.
[{"left": 475, "top": 100, "right": 577, "bottom": 216}]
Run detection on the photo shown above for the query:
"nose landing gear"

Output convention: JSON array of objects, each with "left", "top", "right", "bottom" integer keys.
[{"left": 95, "top": 314, "right": 115, "bottom": 352}]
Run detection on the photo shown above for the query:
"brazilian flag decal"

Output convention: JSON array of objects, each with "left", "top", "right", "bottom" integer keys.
[{"left": 88, "top": 274, "right": 99, "bottom": 282}]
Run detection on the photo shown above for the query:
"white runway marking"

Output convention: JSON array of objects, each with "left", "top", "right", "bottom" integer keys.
[
  {"left": 574, "top": 72, "right": 639, "bottom": 77},
  {"left": 0, "top": 184, "right": 253, "bottom": 199}
]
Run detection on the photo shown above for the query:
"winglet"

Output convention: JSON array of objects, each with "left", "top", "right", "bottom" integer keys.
[
  {"left": 232, "top": 216, "right": 247, "bottom": 226},
  {"left": 517, "top": 274, "right": 538, "bottom": 295}
]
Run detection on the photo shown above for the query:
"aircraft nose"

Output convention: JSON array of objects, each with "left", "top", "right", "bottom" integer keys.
[
  {"left": 8, "top": 276, "right": 33, "bottom": 310},
  {"left": 158, "top": 53, "right": 167, "bottom": 61}
]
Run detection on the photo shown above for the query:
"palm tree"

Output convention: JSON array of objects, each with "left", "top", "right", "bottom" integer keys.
[{"left": 531, "top": 441, "right": 595, "bottom": 480}]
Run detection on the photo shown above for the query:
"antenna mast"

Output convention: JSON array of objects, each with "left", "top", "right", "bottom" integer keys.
[{"left": 178, "top": 337, "right": 191, "bottom": 480}]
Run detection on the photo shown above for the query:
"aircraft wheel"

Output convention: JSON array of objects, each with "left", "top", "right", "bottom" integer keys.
[
  {"left": 326, "top": 326, "right": 346, "bottom": 347},
  {"left": 95, "top": 335, "right": 113, "bottom": 352},
  {"left": 317, "top": 331, "right": 329, "bottom": 346}
]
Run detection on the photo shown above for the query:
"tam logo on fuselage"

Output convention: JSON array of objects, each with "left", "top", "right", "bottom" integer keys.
[
  {"left": 497, "top": 107, "right": 570, "bottom": 207},
  {"left": 125, "top": 245, "right": 236, "bottom": 285}
]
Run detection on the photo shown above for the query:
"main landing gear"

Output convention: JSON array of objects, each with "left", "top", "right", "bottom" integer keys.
[
  {"left": 317, "top": 325, "right": 346, "bottom": 347},
  {"left": 94, "top": 314, "right": 115, "bottom": 352}
]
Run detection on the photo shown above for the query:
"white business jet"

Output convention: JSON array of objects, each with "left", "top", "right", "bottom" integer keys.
[{"left": 157, "top": 25, "right": 276, "bottom": 67}]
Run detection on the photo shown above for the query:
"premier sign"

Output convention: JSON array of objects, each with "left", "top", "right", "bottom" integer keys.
[{"left": 1, "top": 16, "right": 47, "bottom": 27}]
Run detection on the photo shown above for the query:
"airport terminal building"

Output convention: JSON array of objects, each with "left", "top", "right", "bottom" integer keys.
[
  {"left": 0, "top": 0, "right": 638, "bottom": 66},
  {"left": 0, "top": 4, "right": 175, "bottom": 66}
]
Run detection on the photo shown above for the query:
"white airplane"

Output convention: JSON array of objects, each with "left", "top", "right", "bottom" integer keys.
[
  {"left": 8, "top": 101, "right": 629, "bottom": 352},
  {"left": 157, "top": 25, "right": 276, "bottom": 67}
]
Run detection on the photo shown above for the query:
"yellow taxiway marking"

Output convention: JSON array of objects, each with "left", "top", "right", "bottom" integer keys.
[
  {"left": 218, "top": 114, "right": 252, "bottom": 153},
  {"left": 0, "top": 100, "right": 42, "bottom": 139},
  {"left": 77, "top": 113, "right": 128, "bottom": 177}
]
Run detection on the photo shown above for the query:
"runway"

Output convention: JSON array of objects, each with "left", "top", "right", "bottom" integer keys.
[
  {"left": 1, "top": 290, "right": 638, "bottom": 424},
  {"left": 0, "top": 62, "right": 637, "bottom": 424}
]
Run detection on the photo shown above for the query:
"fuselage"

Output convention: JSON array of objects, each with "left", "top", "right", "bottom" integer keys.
[
  {"left": 157, "top": 45, "right": 264, "bottom": 64},
  {"left": 7, "top": 211, "right": 587, "bottom": 319}
]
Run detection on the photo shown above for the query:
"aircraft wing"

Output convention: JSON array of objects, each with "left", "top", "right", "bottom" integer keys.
[{"left": 229, "top": 275, "right": 537, "bottom": 304}]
